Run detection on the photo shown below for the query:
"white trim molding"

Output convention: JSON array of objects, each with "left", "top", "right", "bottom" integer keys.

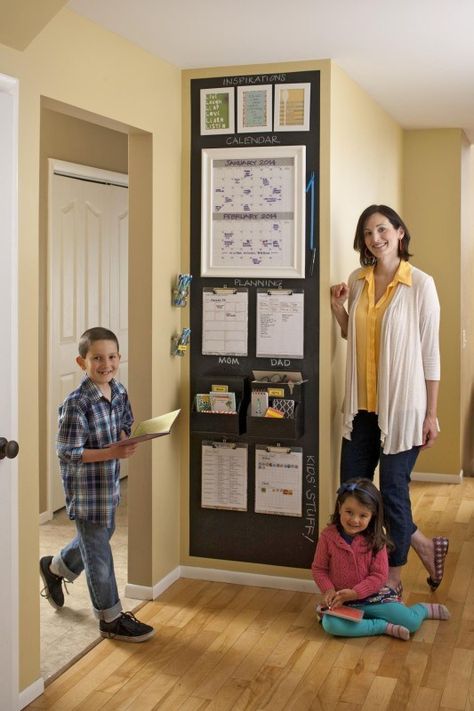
[
  {"left": 124, "top": 583, "right": 154, "bottom": 601},
  {"left": 126, "top": 565, "right": 315, "bottom": 602},
  {"left": 19, "top": 677, "right": 44, "bottom": 710},
  {"left": 49, "top": 159, "right": 128, "bottom": 187},
  {"left": 179, "top": 566, "right": 315, "bottom": 593},
  {"left": 125, "top": 566, "right": 181, "bottom": 601},
  {"left": 412, "top": 470, "right": 463, "bottom": 484}
]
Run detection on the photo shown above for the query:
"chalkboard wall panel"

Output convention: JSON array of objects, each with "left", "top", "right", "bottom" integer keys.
[{"left": 189, "top": 71, "right": 320, "bottom": 569}]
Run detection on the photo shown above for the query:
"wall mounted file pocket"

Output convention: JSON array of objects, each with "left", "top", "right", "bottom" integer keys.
[
  {"left": 190, "top": 374, "right": 248, "bottom": 435},
  {"left": 246, "top": 370, "right": 306, "bottom": 440}
]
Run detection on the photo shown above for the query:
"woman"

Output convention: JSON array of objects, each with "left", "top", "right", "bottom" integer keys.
[{"left": 330, "top": 205, "right": 448, "bottom": 593}]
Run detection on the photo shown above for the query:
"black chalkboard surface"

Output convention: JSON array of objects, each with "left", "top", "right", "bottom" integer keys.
[{"left": 189, "top": 70, "right": 320, "bottom": 569}]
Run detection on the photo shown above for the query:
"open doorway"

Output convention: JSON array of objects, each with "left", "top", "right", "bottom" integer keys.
[
  {"left": 47, "top": 159, "right": 130, "bottom": 513},
  {"left": 38, "top": 104, "right": 150, "bottom": 681}
]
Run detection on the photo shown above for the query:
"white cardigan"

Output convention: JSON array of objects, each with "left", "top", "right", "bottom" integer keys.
[{"left": 342, "top": 264, "right": 440, "bottom": 454}]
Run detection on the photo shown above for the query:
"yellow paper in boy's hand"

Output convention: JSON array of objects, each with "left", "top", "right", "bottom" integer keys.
[
  {"left": 117, "top": 409, "right": 181, "bottom": 445},
  {"left": 132, "top": 410, "right": 181, "bottom": 437}
]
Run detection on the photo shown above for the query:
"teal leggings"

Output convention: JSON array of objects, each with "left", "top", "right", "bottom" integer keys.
[{"left": 322, "top": 602, "right": 428, "bottom": 638}]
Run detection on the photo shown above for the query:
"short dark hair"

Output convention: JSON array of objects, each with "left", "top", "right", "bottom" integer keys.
[
  {"left": 331, "top": 478, "right": 394, "bottom": 553},
  {"left": 353, "top": 204, "right": 413, "bottom": 266},
  {"left": 78, "top": 327, "right": 120, "bottom": 358}
]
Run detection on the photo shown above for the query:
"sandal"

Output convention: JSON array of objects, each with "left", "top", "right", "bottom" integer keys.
[{"left": 427, "top": 536, "right": 449, "bottom": 591}]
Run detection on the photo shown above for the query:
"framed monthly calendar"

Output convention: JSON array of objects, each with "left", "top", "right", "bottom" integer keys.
[{"left": 201, "top": 145, "right": 306, "bottom": 278}]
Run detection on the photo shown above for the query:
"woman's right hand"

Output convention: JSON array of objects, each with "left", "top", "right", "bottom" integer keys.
[
  {"left": 330, "top": 283, "right": 349, "bottom": 338},
  {"left": 330, "top": 283, "right": 349, "bottom": 310}
]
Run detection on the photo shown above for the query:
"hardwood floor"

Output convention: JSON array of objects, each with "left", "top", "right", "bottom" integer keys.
[{"left": 27, "top": 478, "right": 474, "bottom": 710}]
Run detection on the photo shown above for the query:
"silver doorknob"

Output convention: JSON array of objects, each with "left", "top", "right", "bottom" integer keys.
[{"left": 0, "top": 437, "right": 19, "bottom": 460}]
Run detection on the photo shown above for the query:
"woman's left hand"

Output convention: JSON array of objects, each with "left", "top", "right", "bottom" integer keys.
[{"left": 421, "top": 415, "right": 439, "bottom": 449}]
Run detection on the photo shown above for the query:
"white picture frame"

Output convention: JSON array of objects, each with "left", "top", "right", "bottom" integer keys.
[
  {"left": 237, "top": 85, "right": 272, "bottom": 133},
  {"left": 274, "top": 83, "right": 311, "bottom": 132},
  {"left": 201, "top": 145, "right": 306, "bottom": 278},
  {"left": 200, "top": 87, "right": 235, "bottom": 135}
]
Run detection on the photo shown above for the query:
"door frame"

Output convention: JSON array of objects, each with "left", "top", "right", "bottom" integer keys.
[
  {"left": 0, "top": 72, "right": 20, "bottom": 710},
  {"left": 45, "top": 159, "right": 129, "bottom": 519}
]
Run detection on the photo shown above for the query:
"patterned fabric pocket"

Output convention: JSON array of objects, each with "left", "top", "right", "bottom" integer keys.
[
  {"left": 345, "top": 585, "right": 402, "bottom": 607},
  {"left": 271, "top": 398, "right": 295, "bottom": 418}
]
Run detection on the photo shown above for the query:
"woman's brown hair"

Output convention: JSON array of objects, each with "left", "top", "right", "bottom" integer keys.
[{"left": 353, "top": 204, "right": 413, "bottom": 266}]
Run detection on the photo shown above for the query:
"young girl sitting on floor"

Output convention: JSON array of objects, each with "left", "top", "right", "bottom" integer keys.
[{"left": 311, "top": 478, "right": 450, "bottom": 640}]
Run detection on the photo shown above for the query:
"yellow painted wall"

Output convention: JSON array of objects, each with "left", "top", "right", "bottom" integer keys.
[
  {"left": 323, "top": 63, "right": 403, "bottom": 522},
  {"left": 461, "top": 142, "right": 474, "bottom": 476},
  {"left": 0, "top": 0, "right": 67, "bottom": 50},
  {"left": 403, "top": 130, "right": 462, "bottom": 477},
  {"left": 0, "top": 7, "right": 182, "bottom": 690}
]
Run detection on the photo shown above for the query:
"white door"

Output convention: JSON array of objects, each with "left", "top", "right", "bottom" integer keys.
[
  {"left": 0, "top": 74, "right": 19, "bottom": 710},
  {"left": 48, "top": 162, "right": 128, "bottom": 512}
]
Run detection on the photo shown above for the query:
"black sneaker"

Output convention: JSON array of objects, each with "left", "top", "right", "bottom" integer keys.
[
  {"left": 100, "top": 611, "right": 155, "bottom": 643},
  {"left": 40, "top": 556, "right": 66, "bottom": 609}
]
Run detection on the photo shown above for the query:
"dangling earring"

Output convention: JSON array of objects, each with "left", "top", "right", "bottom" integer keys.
[{"left": 364, "top": 246, "right": 376, "bottom": 265}]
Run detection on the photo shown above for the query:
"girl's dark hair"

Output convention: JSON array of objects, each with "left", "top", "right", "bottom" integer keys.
[
  {"left": 353, "top": 204, "right": 413, "bottom": 266},
  {"left": 331, "top": 478, "right": 394, "bottom": 553},
  {"left": 78, "top": 327, "right": 119, "bottom": 358}
]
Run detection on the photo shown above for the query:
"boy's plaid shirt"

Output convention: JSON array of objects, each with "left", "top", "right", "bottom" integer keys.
[{"left": 57, "top": 376, "right": 133, "bottom": 527}]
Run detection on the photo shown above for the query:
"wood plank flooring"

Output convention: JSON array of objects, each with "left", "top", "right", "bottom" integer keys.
[{"left": 27, "top": 478, "right": 474, "bottom": 710}]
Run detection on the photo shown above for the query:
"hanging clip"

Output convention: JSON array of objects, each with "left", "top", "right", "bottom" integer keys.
[
  {"left": 266, "top": 444, "right": 292, "bottom": 453},
  {"left": 171, "top": 327, "right": 191, "bottom": 357},
  {"left": 172, "top": 273, "right": 192, "bottom": 307}
]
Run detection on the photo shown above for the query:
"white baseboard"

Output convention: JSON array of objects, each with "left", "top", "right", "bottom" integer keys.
[
  {"left": 125, "top": 566, "right": 181, "bottom": 601},
  {"left": 179, "top": 565, "right": 315, "bottom": 593},
  {"left": 124, "top": 583, "right": 154, "bottom": 600},
  {"left": 39, "top": 510, "right": 53, "bottom": 525},
  {"left": 126, "top": 564, "right": 315, "bottom": 601},
  {"left": 412, "top": 470, "right": 463, "bottom": 484},
  {"left": 19, "top": 677, "right": 44, "bottom": 710}
]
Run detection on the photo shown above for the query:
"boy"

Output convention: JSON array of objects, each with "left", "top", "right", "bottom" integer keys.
[{"left": 40, "top": 327, "right": 154, "bottom": 642}]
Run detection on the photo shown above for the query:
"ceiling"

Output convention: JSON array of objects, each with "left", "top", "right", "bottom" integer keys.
[{"left": 68, "top": 0, "right": 474, "bottom": 142}]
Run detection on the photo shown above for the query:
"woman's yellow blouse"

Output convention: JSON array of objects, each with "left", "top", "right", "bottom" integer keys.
[{"left": 355, "top": 261, "right": 412, "bottom": 413}]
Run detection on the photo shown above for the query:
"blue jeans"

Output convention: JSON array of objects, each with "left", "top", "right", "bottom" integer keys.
[
  {"left": 52, "top": 515, "right": 122, "bottom": 622},
  {"left": 340, "top": 411, "right": 419, "bottom": 567},
  {"left": 322, "top": 602, "right": 428, "bottom": 638}
]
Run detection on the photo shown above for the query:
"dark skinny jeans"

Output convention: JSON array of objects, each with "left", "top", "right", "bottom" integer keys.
[{"left": 340, "top": 411, "right": 419, "bottom": 567}]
